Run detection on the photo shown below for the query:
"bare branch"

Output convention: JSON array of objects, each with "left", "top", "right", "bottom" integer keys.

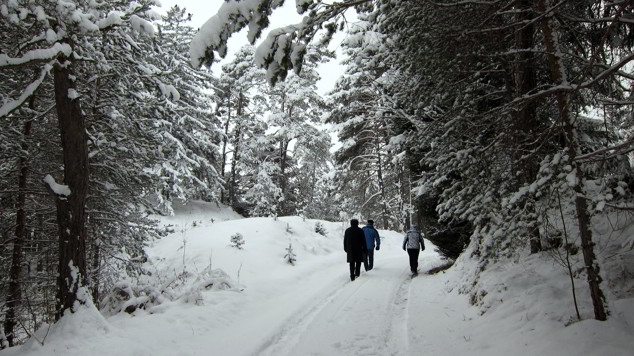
[{"left": 575, "top": 138, "right": 634, "bottom": 163}]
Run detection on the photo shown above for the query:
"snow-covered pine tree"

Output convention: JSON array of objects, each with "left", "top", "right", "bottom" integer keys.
[
  {"left": 0, "top": 26, "right": 61, "bottom": 341},
  {"left": 374, "top": 0, "right": 631, "bottom": 320},
  {"left": 243, "top": 159, "right": 284, "bottom": 217},
  {"left": 216, "top": 45, "right": 267, "bottom": 210},
  {"left": 0, "top": 0, "right": 163, "bottom": 336},
  {"left": 294, "top": 128, "right": 333, "bottom": 219},
  {"left": 153, "top": 5, "right": 224, "bottom": 208},
  {"left": 314, "top": 222, "right": 327, "bottom": 236},
  {"left": 230, "top": 233, "right": 245, "bottom": 250},
  {"left": 284, "top": 243, "right": 297, "bottom": 265},
  {"left": 1, "top": 0, "right": 225, "bottom": 341},
  {"left": 81, "top": 0, "right": 166, "bottom": 305},
  {"left": 325, "top": 20, "right": 409, "bottom": 231},
  {"left": 264, "top": 46, "right": 333, "bottom": 216}
]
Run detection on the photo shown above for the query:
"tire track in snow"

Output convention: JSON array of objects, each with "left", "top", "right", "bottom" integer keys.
[
  {"left": 253, "top": 275, "right": 372, "bottom": 356},
  {"left": 380, "top": 268, "right": 413, "bottom": 356},
  {"left": 255, "top": 256, "right": 417, "bottom": 356}
]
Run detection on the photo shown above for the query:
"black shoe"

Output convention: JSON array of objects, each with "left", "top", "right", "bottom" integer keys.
[
  {"left": 355, "top": 273, "right": 360, "bottom": 277},
  {"left": 351, "top": 275, "right": 355, "bottom": 281}
]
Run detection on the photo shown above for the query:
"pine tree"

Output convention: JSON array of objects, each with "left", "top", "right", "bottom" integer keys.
[
  {"left": 216, "top": 45, "right": 268, "bottom": 210},
  {"left": 264, "top": 46, "right": 333, "bottom": 215},
  {"left": 284, "top": 243, "right": 297, "bottom": 265},
  {"left": 230, "top": 233, "right": 245, "bottom": 250},
  {"left": 294, "top": 129, "right": 333, "bottom": 218},
  {"left": 326, "top": 19, "right": 409, "bottom": 230}
]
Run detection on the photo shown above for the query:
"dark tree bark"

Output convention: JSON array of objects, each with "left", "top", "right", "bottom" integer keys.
[
  {"left": 536, "top": 0, "right": 607, "bottom": 321},
  {"left": 220, "top": 97, "right": 231, "bottom": 204},
  {"left": 91, "top": 241, "right": 100, "bottom": 304},
  {"left": 52, "top": 57, "right": 90, "bottom": 319},
  {"left": 229, "top": 124, "right": 242, "bottom": 207},
  {"left": 513, "top": 0, "right": 542, "bottom": 253},
  {"left": 376, "top": 144, "right": 389, "bottom": 229},
  {"left": 279, "top": 138, "right": 290, "bottom": 214},
  {"left": 3, "top": 115, "right": 32, "bottom": 346},
  {"left": 278, "top": 98, "right": 291, "bottom": 216}
]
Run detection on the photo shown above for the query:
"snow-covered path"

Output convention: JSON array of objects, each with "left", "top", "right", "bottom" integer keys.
[{"left": 256, "top": 255, "right": 414, "bottom": 356}]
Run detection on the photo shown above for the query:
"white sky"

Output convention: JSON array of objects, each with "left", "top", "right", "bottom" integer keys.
[{"left": 155, "top": 0, "right": 347, "bottom": 95}]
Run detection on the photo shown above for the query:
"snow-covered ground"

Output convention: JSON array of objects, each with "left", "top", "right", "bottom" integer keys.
[{"left": 2, "top": 201, "right": 633, "bottom": 356}]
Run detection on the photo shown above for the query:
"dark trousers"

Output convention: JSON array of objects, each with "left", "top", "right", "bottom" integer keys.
[
  {"left": 349, "top": 261, "right": 361, "bottom": 277},
  {"left": 407, "top": 249, "right": 420, "bottom": 272},
  {"left": 364, "top": 249, "right": 375, "bottom": 271}
]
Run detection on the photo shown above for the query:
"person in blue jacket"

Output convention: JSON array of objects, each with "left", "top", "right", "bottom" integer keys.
[{"left": 362, "top": 219, "right": 381, "bottom": 271}]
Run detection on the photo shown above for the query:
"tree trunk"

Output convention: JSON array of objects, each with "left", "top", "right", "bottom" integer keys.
[
  {"left": 3, "top": 116, "right": 32, "bottom": 346},
  {"left": 220, "top": 97, "right": 231, "bottom": 204},
  {"left": 53, "top": 57, "right": 90, "bottom": 319},
  {"left": 509, "top": 0, "right": 542, "bottom": 253},
  {"left": 536, "top": 0, "right": 607, "bottom": 321},
  {"left": 229, "top": 124, "right": 241, "bottom": 207},
  {"left": 279, "top": 138, "right": 290, "bottom": 215},
  {"left": 376, "top": 144, "right": 389, "bottom": 229},
  {"left": 91, "top": 240, "right": 100, "bottom": 304}
]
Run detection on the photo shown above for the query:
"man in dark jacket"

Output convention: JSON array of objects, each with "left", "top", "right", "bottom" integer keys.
[
  {"left": 344, "top": 219, "right": 367, "bottom": 281},
  {"left": 362, "top": 219, "right": 381, "bottom": 271}
]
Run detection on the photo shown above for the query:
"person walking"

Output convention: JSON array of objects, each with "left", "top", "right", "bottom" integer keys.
[
  {"left": 361, "top": 219, "right": 381, "bottom": 271},
  {"left": 402, "top": 224, "right": 425, "bottom": 275},
  {"left": 344, "top": 219, "right": 367, "bottom": 281}
]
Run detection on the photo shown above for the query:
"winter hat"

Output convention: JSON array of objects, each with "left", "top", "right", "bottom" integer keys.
[{"left": 367, "top": 219, "right": 374, "bottom": 225}]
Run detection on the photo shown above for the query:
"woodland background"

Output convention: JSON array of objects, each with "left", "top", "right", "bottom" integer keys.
[{"left": 1, "top": 0, "right": 633, "bottom": 347}]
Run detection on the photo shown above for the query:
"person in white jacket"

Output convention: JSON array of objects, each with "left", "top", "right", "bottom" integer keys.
[{"left": 402, "top": 225, "right": 425, "bottom": 275}]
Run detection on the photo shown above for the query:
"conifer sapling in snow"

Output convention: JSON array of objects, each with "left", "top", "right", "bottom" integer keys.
[
  {"left": 314, "top": 222, "right": 326, "bottom": 236},
  {"left": 284, "top": 243, "right": 297, "bottom": 265},
  {"left": 230, "top": 233, "right": 245, "bottom": 249}
]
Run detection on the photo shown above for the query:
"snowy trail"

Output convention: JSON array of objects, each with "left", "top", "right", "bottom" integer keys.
[
  {"left": 254, "top": 255, "right": 418, "bottom": 356},
  {"left": 4, "top": 209, "right": 634, "bottom": 356}
]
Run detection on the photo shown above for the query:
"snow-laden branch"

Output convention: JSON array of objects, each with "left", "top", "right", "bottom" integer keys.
[
  {"left": 575, "top": 137, "right": 634, "bottom": 163},
  {"left": 490, "top": 51, "right": 634, "bottom": 115},
  {"left": 0, "top": 43, "right": 71, "bottom": 69},
  {"left": 428, "top": 0, "right": 500, "bottom": 6},
  {"left": 0, "top": 63, "right": 53, "bottom": 118},
  {"left": 190, "top": 0, "right": 286, "bottom": 68},
  {"left": 190, "top": 0, "right": 364, "bottom": 84}
]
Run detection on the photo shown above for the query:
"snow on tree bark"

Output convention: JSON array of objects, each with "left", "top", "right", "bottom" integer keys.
[
  {"left": 535, "top": 0, "right": 607, "bottom": 321},
  {"left": 52, "top": 56, "right": 90, "bottom": 319}
]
